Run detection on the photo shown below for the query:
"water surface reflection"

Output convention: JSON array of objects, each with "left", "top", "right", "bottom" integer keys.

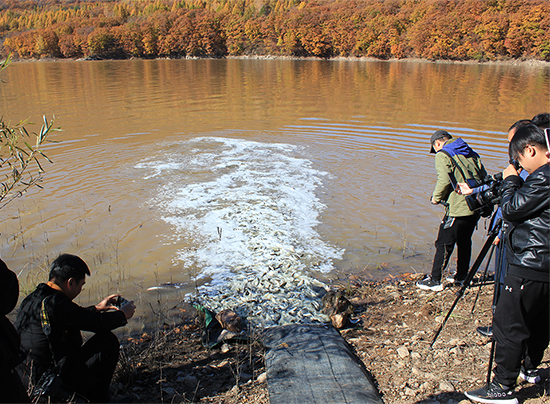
[{"left": 0, "top": 59, "right": 547, "bottom": 328}]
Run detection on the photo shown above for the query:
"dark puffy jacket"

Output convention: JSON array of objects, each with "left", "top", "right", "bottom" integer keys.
[
  {"left": 14, "top": 283, "right": 127, "bottom": 382},
  {"left": 501, "top": 164, "right": 549, "bottom": 282},
  {"left": 0, "top": 259, "right": 24, "bottom": 373}
]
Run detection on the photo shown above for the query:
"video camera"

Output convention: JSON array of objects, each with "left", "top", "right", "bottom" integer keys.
[{"left": 465, "top": 172, "right": 504, "bottom": 216}]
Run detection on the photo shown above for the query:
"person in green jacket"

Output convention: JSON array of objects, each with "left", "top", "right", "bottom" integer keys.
[{"left": 416, "top": 130, "right": 487, "bottom": 292}]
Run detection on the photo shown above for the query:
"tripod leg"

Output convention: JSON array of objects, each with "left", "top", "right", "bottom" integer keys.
[
  {"left": 430, "top": 230, "right": 497, "bottom": 348},
  {"left": 471, "top": 244, "right": 495, "bottom": 314},
  {"left": 487, "top": 338, "right": 496, "bottom": 385}
]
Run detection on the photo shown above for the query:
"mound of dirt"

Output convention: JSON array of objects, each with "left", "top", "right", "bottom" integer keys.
[{"left": 112, "top": 273, "right": 549, "bottom": 403}]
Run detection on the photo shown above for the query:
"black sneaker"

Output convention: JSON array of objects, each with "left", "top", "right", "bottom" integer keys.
[
  {"left": 476, "top": 326, "right": 493, "bottom": 338},
  {"left": 416, "top": 276, "right": 443, "bottom": 292},
  {"left": 446, "top": 274, "right": 465, "bottom": 286},
  {"left": 519, "top": 366, "right": 540, "bottom": 383},
  {"left": 465, "top": 381, "right": 518, "bottom": 404}
]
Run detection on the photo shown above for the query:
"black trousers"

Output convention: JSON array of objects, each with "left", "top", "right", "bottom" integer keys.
[
  {"left": 63, "top": 331, "right": 120, "bottom": 403},
  {"left": 493, "top": 274, "right": 550, "bottom": 386},
  {"left": 430, "top": 214, "right": 479, "bottom": 282}
]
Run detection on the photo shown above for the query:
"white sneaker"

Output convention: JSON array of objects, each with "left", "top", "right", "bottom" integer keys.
[
  {"left": 519, "top": 367, "right": 540, "bottom": 383},
  {"left": 416, "top": 276, "right": 444, "bottom": 292}
]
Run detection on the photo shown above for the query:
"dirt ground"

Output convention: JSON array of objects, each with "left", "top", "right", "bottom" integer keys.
[{"left": 112, "top": 273, "right": 549, "bottom": 403}]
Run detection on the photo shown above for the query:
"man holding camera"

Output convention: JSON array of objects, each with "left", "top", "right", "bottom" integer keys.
[
  {"left": 15, "top": 253, "right": 136, "bottom": 403},
  {"left": 416, "top": 130, "right": 487, "bottom": 292},
  {"left": 473, "top": 115, "right": 549, "bottom": 338},
  {"left": 466, "top": 124, "right": 549, "bottom": 403}
]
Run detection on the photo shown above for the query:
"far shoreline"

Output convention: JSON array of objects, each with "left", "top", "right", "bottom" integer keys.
[{"left": 7, "top": 54, "right": 550, "bottom": 67}]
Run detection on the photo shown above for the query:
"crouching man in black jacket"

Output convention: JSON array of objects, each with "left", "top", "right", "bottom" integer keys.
[
  {"left": 466, "top": 124, "right": 549, "bottom": 404},
  {"left": 15, "top": 254, "right": 136, "bottom": 403}
]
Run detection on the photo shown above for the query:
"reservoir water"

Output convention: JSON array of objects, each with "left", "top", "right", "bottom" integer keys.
[{"left": 1, "top": 59, "right": 548, "bottom": 328}]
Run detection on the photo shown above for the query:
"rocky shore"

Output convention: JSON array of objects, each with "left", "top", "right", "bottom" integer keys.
[{"left": 112, "top": 273, "right": 549, "bottom": 403}]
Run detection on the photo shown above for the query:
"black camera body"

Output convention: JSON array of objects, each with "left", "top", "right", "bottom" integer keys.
[
  {"left": 114, "top": 296, "right": 129, "bottom": 308},
  {"left": 465, "top": 173, "right": 504, "bottom": 216}
]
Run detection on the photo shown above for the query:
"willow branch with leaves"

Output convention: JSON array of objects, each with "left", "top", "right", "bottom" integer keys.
[{"left": 0, "top": 56, "right": 59, "bottom": 209}]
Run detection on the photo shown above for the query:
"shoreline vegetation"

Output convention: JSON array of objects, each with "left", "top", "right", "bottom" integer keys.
[
  {"left": 0, "top": 0, "right": 548, "bottom": 63},
  {"left": 7, "top": 54, "right": 550, "bottom": 66}
]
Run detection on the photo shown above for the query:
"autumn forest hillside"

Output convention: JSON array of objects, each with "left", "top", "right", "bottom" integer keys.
[{"left": 0, "top": 0, "right": 548, "bottom": 62}]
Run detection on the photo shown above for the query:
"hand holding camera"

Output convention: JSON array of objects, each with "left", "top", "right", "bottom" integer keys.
[
  {"left": 119, "top": 300, "right": 136, "bottom": 320},
  {"left": 114, "top": 295, "right": 136, "bottom": 319},
  {"left": 113, "top": 295, "right": 129, "bottom": 308},
  {"left": 96, "top": 294, "right": 136, "bottom": 320},
  {"left": 455, "top": 182, "right": 473, "bottom": 196},
  {"left": 503, "top": 162, "right": 519, "bottom": 179}
]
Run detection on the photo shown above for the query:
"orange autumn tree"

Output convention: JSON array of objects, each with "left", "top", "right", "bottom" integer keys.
[{"left": 0, "top": 0, "right": 548, "bottom": 61}]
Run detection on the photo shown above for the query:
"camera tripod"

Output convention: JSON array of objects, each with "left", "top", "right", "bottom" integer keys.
[
  {"left": 429, "top": 209, "right": 508, "bottom": 384},
  {"left": 430, "top": 210, "right": 504, "bottom": 349}
]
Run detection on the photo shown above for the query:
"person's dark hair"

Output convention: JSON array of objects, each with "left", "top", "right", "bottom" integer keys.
[
  {"left": 531, "top": 113, "right": 550, "bottom": 129},
  {"left": 508, "top": 119, "right": 532, "bottom": 132},
  {"left": 509, "top": 124, "right": 547, "bottom": 160},
  {"left": 49, "top": 254, "right": 90, "bottom": 283}
]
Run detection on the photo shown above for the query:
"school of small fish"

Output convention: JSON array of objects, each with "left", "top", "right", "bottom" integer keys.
[{"left": 194, "top": 244, "right": 333, "bottom": 330}]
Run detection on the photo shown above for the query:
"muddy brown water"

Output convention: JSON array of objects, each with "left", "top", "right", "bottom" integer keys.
[{"left": 1, "top": 59, "right": 548, "bottom": 331}]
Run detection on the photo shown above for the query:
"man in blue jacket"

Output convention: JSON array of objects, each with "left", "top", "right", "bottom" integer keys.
[
  {"left": 466, "top": 124, "right": 549, "bottom": 404},
  {"left": 417, "top": 130, "right": 487, "bottom": 291}
]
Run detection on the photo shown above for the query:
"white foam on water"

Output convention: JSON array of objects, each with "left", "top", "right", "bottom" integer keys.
[{"left": 135, "top": 136, "right": 343, "bottom": 327}]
